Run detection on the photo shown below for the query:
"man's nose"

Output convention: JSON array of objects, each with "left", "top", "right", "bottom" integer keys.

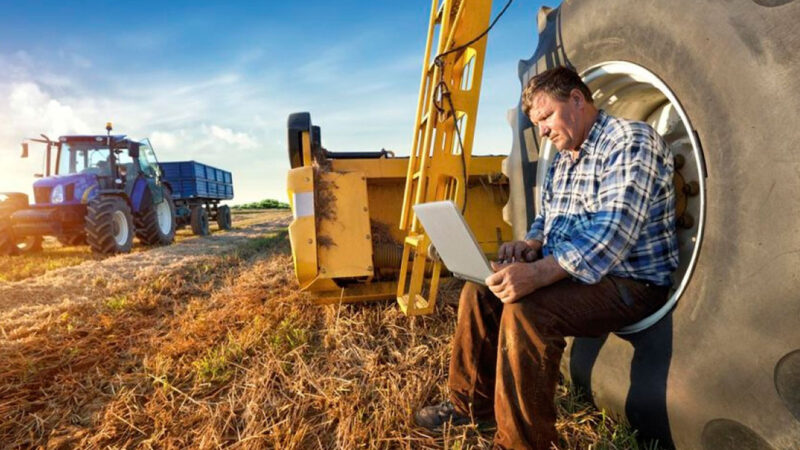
[{"left": 539, "top": 125, "right": 550, "bottom": 137}]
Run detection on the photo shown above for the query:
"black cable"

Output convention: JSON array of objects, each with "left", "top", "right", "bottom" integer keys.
[{"left": 431, "top": 0, "right": 514, "bottom": 215}]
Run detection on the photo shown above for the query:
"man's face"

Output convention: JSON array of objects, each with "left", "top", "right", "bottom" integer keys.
[{"left": 527, "top": 90, "right": 584, "bottom": 151}]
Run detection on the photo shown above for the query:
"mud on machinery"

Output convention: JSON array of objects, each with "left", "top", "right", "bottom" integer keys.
[{"left": 0, "top": 123, "right": 233, "bottom": 256}]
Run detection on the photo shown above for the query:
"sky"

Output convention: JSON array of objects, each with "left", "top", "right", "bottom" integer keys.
[{"left": 0, "top": 0, "right": 551, "bottom": 204}]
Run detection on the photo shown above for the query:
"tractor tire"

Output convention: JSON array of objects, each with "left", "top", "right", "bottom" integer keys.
[
  {"left": 16, "top": 235, "right": 43, "bottom": 254},
  {"left": 85, "top": 197, "right": 134, "bottom": 254},
  {"left": 135, "top": 190, "right": 176, "bottom": 245},
  {"left": 216, "top": 205, "right": 232, "bottom": 231},
  {"left": 0, "top": 192, "right": 29, "bottom": 210},
  {"left": 0, "top": 222, "right": 14, "bottom": 256},
  {"left": 512, "top": 2, "right": 800, "bottom": 448},
  {"left": 190, "top": 206, "right": 209, "bottom": 236},
  {"left": 57, "top": 233, "right": 86, "bottom": 247}
]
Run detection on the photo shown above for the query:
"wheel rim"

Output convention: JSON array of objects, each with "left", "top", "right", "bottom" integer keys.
[
  {"left": 535, "top": 61, "right": 706, "bottom": 334},
  {"left": 16, "top": 236, "right": 37, "bottom": 251},
  {"left": 112, "top": 210, "right": 129, "bottom": 246},
  {"left": 156, "top": 201, "right": 172, "bottom": 235}
]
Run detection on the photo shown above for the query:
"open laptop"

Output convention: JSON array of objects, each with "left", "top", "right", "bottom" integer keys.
[{"left": 413, "top": 201, "right": 493, "bottom": 285}]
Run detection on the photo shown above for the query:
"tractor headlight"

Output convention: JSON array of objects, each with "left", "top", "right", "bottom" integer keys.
[{"left": 51, "top": 184, "right": 64, "bottom": 204}]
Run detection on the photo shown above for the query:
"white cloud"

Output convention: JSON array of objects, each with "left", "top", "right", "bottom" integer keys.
[
  {"left": 207, "top": 125, "right": 257, "bottom": 149},
  {"left": 8, "top": 82, "right": 92, "bottom": 136}
]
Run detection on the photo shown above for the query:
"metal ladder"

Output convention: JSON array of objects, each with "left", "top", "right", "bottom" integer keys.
[{"left": 396, "top": 0, "right": 493, "bottom": 315}]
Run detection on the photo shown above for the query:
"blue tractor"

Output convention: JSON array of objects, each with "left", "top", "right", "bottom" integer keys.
[{"left": 0, "top": 123, "right": 176, "bottom": 255}]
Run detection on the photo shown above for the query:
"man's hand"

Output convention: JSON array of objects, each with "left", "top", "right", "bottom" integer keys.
[
  {"left": 486, "top": 262, "right": 539, "bottom": 304},
  {"left": 496, "top": 239, "right": 542, "bottom": 264},
  {"left": 485, "top": 256, "right": 571, "bottom": 304}
]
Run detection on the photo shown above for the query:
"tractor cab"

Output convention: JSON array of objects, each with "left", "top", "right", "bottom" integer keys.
[
  {"left": 0, "top": 125, "right": 176, "bottom": 256},
  {"left": 28, "top": 134, "right": 152, "bottom": 206}
]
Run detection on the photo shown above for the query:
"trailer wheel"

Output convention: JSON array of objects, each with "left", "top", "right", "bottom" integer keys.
[
  {"left": 16, "top": 236, "right": 43, "bottom": 254},
  {"left": 216, "top": 205, "right": 232, "bottom": 231},
  {"left": 135, "top": 189, "right": 176, "bottom": 245},
  {"left": 516, "top": 2, "right": 800, "bottom": 447},
  {"left": 85, "top": 197, "right": 134, "bottom": 254},
  {"left": 57, "top": 234, "right": 86, "bottom": 247},
  {"left": 190, "top": 206, "right": 209, "bottom": 236}
]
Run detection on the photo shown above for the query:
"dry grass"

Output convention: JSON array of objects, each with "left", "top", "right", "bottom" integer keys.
[
  {"left": 0, "top": 210, "right": 272, "bottom": 283},
  {"left": 0, "top": 215, "right": 663, "bottom": 449}
]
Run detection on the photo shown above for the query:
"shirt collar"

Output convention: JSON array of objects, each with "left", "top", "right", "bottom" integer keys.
[{"left": 578, "top": 109, "right": 609, "bottom": 156}]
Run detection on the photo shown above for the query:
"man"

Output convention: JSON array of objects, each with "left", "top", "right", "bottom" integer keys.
[{"left": 415, "top": 66, "right": 679, "bottom": 449}]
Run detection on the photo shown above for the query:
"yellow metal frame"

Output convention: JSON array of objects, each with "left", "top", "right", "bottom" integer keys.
[{"left": 397, "top": 0, "right": 494, "bottom": 315}]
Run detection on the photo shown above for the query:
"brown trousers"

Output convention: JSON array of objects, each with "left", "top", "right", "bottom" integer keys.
[{"left": 448, "top": 276, "right": 668, "bottom": 449}]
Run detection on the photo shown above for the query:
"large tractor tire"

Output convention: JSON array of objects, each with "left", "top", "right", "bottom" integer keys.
[
  {"left": 0, "top": 192, "right": 29, "bottom": 210},
  {"left": 16, "top": 236, "right": 43, "bottom": 254},
  {"left": 57, "top": 233, "right": 86, "bottom": 247},
  {"left": 135, "top": 189, "right": 177, "bottom": 246},
  {"left": 190, "top": 206, "right": 209, "bottom": 236},
  {"left": 85, "top": 197, "right": 134, "bottom": 254},
  {"left": 0, "top": 222, "right": 14, "bottom": 256},
  {"left": 216, "top": 205, "right": 232, "bottom": 231},
  {"left": 507, "top": 2, "right": 800, "bottom": 448}
]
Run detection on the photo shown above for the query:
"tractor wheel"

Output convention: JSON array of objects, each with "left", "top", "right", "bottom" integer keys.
[
  {"left": 16, "top": 236, "right": 43, "bottom": 254},
  {"left": 514, "top": 2, "right": 800, "bottom": 448},
  {"left": 190, "top": 206, "right": 209, "bottom": 236},
  {"left": 85, "top": 197, "right": 134, "bottom": 254},
  {"left": 135, "top": 189, "right": 176, "bottom": 245},
  {"left": 216, "top": 205, "right": 232, "bottom": 231},
  {"left": 57, "top": 233, "right": 86, "bottom": 247},
  {"left": 0, "top": 222, "right": 14, "bottom": 256},
  {"left": 0, "top": 192, "right": 29, "bottom": 210}
]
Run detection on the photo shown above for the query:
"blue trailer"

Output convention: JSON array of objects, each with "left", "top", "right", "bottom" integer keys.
[{"left": 158, "top": 161, "right": 234, "bottom": 236}]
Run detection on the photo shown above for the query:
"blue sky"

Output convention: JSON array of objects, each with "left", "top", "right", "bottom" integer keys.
[{"left": 0, "top": 0, "right": 551, "bottom": 203}]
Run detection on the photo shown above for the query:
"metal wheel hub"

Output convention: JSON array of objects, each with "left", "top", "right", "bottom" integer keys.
[
  {"left": 156, "top": 201, "right": 172, "bottom": 235},
  {"left": 112, "top": 210, "right": 129, "bottom": 246}
]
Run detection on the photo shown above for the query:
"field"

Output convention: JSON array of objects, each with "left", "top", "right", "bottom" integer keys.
[{"left": 0, "top": 210, "right": 660, "bottom": 449}]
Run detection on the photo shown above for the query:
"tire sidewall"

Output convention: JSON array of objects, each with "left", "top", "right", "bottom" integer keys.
[
  {"left": 217, "top": 205, "right": 232, "bottom": 230},
  {"left": 87, "top": 197, "right": 134, "bottom": 254},
  {"left": 555, "top": 1, "right": 800, "bottom": 446},
  {"left": 190, "top": 206, "right": 210, "bottom": 236}
]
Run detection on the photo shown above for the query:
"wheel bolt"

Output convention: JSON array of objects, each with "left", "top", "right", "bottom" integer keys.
[
  {"left": 677, "top": 213, "right": 694, "bottom": 229},
  {"left": 674, "top": 154, "right": 685, "bottom": 170},
  {"left": 682, "top": 181, "right": 700, "bottom": 196}
]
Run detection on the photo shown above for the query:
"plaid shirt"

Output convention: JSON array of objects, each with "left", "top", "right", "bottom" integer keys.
[{"left": 526, "top": 110, "right": 679, "bottom": 286}]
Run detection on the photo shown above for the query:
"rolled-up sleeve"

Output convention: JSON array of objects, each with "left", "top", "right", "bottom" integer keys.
[
  {"left": 525, "top": 215, "right": 545, "bottom": 242},
  {"left": 551, "top": 134, "right": 660, "bottom": 283}
]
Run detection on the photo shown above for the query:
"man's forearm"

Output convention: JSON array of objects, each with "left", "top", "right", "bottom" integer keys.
[{"left": 530, "top": 255, "right": 569, "bottom": 290}]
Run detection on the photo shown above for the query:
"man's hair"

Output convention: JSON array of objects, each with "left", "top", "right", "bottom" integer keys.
[{"left": 521, "top": 66, "right": 594, "bottom": 117}]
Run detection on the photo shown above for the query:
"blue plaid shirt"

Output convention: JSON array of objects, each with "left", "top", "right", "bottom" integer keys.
[{"left": 526, "top": 110, "right": 679, "bottom": 286}]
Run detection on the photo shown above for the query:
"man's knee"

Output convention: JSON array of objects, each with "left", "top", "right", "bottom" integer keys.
[
  {"left": 500, "top": 300, "right": 560, "bottom": 339},
  {"left": 458, "top": 282, "right": 490, "bottom": 309}
]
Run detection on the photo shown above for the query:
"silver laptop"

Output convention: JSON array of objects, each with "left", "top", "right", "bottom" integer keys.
[{"left": 413, "top": 201, "right": 493, "bottom": 285}]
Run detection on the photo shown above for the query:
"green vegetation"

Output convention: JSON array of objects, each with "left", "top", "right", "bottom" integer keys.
[{"left": 232, "top": 199, "right": 290, "bottom": 210}]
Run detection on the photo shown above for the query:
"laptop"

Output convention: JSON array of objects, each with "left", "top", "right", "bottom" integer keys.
[{"left": 413, "top": 201, "right": 493, "bottom": 285}]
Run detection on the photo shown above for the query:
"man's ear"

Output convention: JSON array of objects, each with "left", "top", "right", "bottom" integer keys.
[{"left": 571, "top": 88, "right": 584, "bottom": 107}]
